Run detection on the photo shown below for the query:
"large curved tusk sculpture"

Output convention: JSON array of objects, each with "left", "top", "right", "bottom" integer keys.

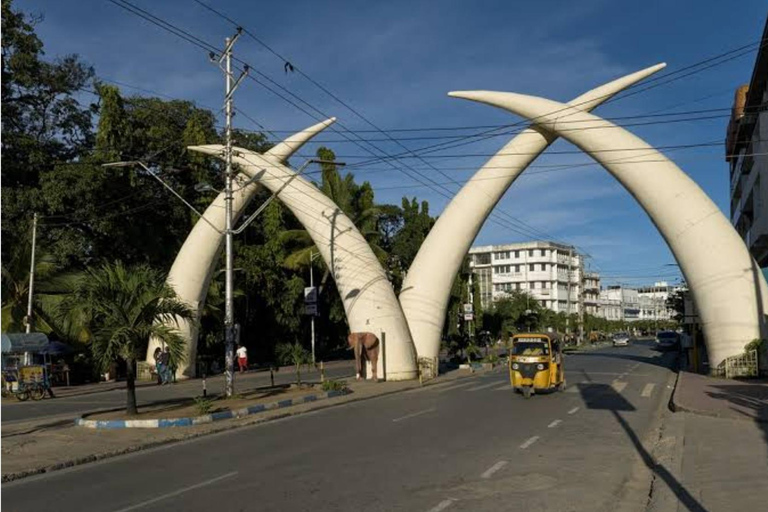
[
  {"left": 448, "top": 89, "right": 767, "bottom": 369},
  {"left": 398, "top": 63, "right": 666, "bottom": 364},
  {"left": 188, "top": 143, "right": 419, "bottom": 381},
  {"left": 148, "top": 118, "right": 336, "bottom": 378}
]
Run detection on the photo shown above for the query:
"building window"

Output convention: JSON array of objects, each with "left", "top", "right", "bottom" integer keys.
[
  {"left": 529, "top": 264, "right": 534, "bottom": 272},
  {"left": 529, "top": 249, "right": 534, "bottom": 257},
  {"left": 515, "top": 265, "right": 520, "bottom": 273}
]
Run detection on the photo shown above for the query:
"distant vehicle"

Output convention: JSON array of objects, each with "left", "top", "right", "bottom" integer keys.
[
  {"left": 655, "top": 331, "right": 680, "bottom": 351},
  {"left": 612, "top": 332, "right": 631, "bottom": 347}
]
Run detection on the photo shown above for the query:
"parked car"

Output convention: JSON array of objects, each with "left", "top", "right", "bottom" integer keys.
[
  {"left": 655, "top": 331, "right": 680, "bottom": 351},
  {"left": 612, "top": 332, "right": 631, "bottom": 347}
]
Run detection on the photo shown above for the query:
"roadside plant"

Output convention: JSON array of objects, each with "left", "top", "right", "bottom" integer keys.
[
  {"left": 194, "top": 396, "right": 214, "bottom": 415},
  {"left": 275, "top": 342, "right": 311, "bottom": 386},
  {"left": 64, "top": 262, "right": 194, "bottom": 416},
  {"left": 321, "top": 379, "right": 347, "bottom": 392}
]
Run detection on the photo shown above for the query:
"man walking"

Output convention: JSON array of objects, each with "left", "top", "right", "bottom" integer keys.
[{"left": 236, "top": 344, "right": 248, "bottom": 373}]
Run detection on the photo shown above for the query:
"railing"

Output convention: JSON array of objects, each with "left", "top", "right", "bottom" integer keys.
[
  {"left": 418, "top": 357, "right": 439, "bottom": 385},
  {"left": 715, "top": 350, "right": 759, "bottom": 379}
]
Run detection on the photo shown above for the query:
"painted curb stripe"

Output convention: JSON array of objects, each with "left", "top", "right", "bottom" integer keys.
[{"left": 75, "top": 389, "right": 350, "bottom": 429}]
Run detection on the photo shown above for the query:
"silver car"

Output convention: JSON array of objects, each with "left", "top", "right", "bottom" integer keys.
[{"left": 612, "top": 332, "right": 631, "bottom": 347}]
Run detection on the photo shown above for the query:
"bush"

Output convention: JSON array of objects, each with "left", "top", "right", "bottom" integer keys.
[
  {"left": 194, "top": 396, "right": 214, "bottom": 415},
  {"left": 321, "top": 379, "right": 347, "bottom": 392},
  {"left": 745, "top": 338, "right": 766, "bottom": 353},
  {"left": 483, "top": 354, "right": 500, "bottom": 364}
]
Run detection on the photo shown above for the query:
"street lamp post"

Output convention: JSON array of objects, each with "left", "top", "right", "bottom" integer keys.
[{"left": 309, "top": 250, "right": 321, "bottom": 365}]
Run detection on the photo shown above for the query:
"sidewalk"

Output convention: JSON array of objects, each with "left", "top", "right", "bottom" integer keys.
[
  {"left": 1, "top": 365, "right": 490, "bottom": 482},
  {"left": 647, "top": 372, "right": 768, "bottom": 511},
  {"left": 40, "top": 360, "right": 356, "bottom": 399},
  {"left": 671, "top": 370, "right": 768, "bottom": 422}
]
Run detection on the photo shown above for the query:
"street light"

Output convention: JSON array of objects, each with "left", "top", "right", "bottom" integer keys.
[{"left": 308, "top": 250, "right": 321, "bottom": 365}]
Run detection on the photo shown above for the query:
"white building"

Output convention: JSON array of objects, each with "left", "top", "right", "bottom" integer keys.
[
  {"left": 726, "top": 19, "right": 768, "bottom": 266},
  {"left": 599, "top": 286, "right": 640, "bottom": 322},
  {"left": 599, "top": 282, "right": 680, "bottom": 322},
  {"left": 469, "top": 242, "right": 590, "bottom": 314}
]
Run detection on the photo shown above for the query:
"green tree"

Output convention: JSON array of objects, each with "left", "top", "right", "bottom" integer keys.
[
  {"left": 65, "top": 262, "right": 194, "bottom": 415},
  {"left": 275, "top": 342, "right": 311, "bottom": 386}
]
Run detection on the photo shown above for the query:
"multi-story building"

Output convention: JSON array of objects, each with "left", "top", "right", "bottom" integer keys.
[
  {"left": 598, "top": 282, "right": 680, "bottom": 322},
  {"left": 583, "top": 272, "right": 601, "bottom": 316},
  {"left": 599, "top": 286, "right": 640, "bottom": 322},
  {"left": 726, "top": 19, "right": 768, "bottom": 265},
  {"left": 469, "top": 242, "right": 588, "bottom": 314},
  {"left": 637, "top": 281, "right": 680, "bottom": 322}
]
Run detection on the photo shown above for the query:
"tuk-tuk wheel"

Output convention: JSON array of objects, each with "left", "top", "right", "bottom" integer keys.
[
  {"left": 558, "top": 380, "right": 566, "bottom": 392},
  {"left": 15, "top": 390, "right": 30, "bottom": 402},
  {"left": 522, "top": 386, "right": 532, "bottom": 399}
]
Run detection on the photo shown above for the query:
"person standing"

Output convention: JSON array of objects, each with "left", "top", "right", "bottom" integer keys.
[
  {"left": 236, "top": 344, "right": 248, "bottom": 373},
  {"left": 160, "top": 347, "right": 171, "bottom": 384},
  {"left": 153, "top": 347, "right": 163, "bottom": 385}
]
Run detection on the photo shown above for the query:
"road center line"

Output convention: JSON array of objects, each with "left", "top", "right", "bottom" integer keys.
[
  {"left": 481, "top": 460, "right": 508, "bottom": 479},
  {"left": 568, "top": 407, "right": 580, "bottom": 415},
  {"left": 427, "top": 498, "right": 457, "bottom": 512},
  {"left": 641, "top": 383, "right": 656, "bottom": 397},
  {"left": 547, "top": 419, "right": 562, "bottom": 428},
  {"left": 111, "top": 471, "right": 238, "bottom": 512},
  {"left": 519, "top": 436, "right": 540, "bottom": 449},
  {"left": 392, "top": 407, "right": 436, "bottom": 423},
  {"left": 467, "top": 381, "right": 504, "bottom": 392}
]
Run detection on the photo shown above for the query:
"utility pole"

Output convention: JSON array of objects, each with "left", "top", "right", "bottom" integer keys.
[
  {"left": 215, "top": 28, "right": 248, "bottom": 397},
  {"left": 309, "top": 251, "right": 318, "bottom": 366},
  {"left": 25, "top": 213, "right": 38, "bottom": 335},
  {"left": 565, "top": 247, "right": 572, "bottom": 338}
]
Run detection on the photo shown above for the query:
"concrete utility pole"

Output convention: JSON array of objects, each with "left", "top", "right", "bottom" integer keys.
[
  {"left": 25, "top": 212, "right": 38, "bottom": 335},
  {"left": 565, "top": 247, "right": 572, "bottom": 337},
  {"left": 216, "top": 28, "right": 248, "bottom": 397},
  {"left": 309, "top": 251, "right": 319, "bottom": 366}
]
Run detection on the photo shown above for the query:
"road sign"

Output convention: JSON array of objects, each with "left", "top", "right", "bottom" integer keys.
[
  {"left": 463, "top": 303, "right": 473, "bottom": 314},
  {"left": 304, "top": 303, "right": 318, "bottom": 316},
  {"left": 304, "top": 286, "right": 318, "bottom": 304},
  {"left": 464, "top": 313, "right": 474, "bottom": 321}
]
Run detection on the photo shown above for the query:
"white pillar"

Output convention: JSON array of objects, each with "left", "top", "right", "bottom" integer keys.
[
  {"left": 149, "top": 119, "right": 336, "bottom": 378},
  {"left": 448, "top": 89, "right": 766, "bottom": 369},
  {"left": 398, "top": 63, "right": 666, "bottom": 363},
  {"left": 188, "top": 144, "right": 418, "bottom": 381}
]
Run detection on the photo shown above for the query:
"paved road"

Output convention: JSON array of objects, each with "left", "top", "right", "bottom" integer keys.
[
  {"left": 3, "top": 341, "right": 678, "bottom": 511},
  {"left": 1, "top": 362, "right": 355, "bottom": 424}
]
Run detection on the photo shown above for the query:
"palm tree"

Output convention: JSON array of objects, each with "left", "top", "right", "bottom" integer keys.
[
  {"left": 280, "top": 147, "right": 386, "bottom": 289},
  {"left": 65, "top": 262, "right": 194, "bottom": 415},
  {"left": 1, "top": 243, "right": 85, "bottom": 342},
  {"left": 275, "top": 342, "right": 311, "bottom": 386}
]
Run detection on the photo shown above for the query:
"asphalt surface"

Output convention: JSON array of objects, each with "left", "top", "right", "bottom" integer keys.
[
  {"left": 2, "top": 340, "right": 678, "bottom": 512},
  {"left": 1, "top": 362, "right": 355, "bottom": 424}
]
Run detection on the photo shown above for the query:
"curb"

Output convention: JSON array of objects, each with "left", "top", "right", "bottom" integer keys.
[{"left": 75, "top": 389, "right": 350, "bottom": 429}]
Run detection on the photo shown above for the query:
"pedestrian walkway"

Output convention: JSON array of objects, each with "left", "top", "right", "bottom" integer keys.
[
  {"left": 647, "top": 371, "right": 768, "bottom": 512},
  {"left": 672, "top": 370, "right": 768, "bottom": 422}
]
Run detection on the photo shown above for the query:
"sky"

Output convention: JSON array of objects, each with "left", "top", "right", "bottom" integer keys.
[{"left": 18, "top": 0, "right": 768, "bottom": 286}]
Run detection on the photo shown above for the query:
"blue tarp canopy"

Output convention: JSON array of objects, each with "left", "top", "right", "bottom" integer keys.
[{"left": 1, "top": 333, "right": 50, "bottom": 353}]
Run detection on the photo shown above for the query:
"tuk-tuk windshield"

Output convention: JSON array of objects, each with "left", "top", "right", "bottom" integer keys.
[{"left": 511, "top": 341, "right": 550, "bottom": 356}]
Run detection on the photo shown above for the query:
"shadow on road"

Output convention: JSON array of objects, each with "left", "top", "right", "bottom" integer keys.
[
  {"left": 577, "top": 380, "right": 708, "bottom": 512},
  {"left": 706, "top": 382, "right": 768, "bottom": 464},
  {"left": 570, "top": 343, "right": 677, "bottom": 371}
]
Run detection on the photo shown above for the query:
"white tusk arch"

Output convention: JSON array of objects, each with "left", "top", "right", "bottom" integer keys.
[
  {"left": 149, "top": 118, "right": 336, "bottom": 378},
  {"left": 187, "top": 143, "right": 418, "bottom": 381},
  {"left": 448, "top": 89, "right": 767, "bottom": 369},
  {"left": 399, "top": 64, "right": 666, "bottom": 364}
]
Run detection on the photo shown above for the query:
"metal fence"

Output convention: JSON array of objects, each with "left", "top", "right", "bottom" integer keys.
[{"left": 715, "top": 349, "right": 759, "bottom": 379}]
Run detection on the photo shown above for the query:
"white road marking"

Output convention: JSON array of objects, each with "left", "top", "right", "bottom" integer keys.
[
  {"left": 111, "top": 471, "right": 238, "bottom": 512},
  {"left": 430, "top": 381, "right": 475, "bottom": 393},
  {"left": 519, "top": 436, "right": 540, "bottom": 449},
  {"left": 392, "top": 407, "right": 437, "bottom": 423},
  {"left": 547, "top": 419, "right": 562, "bottom": 428},
  {"left": 568, "top": 407, "right": 580, "bottom": 415},
  {"left": 494, "top": 384, "right": 510, "bottom": 391},
  {"left": 566, "top": 385, "right": 579, "bottom": 393},
  {"left": 481, "top": 460, "right": 508, "bottom": 479},
  {"left": 427, "top": 499, "right": 457, "bottom": 512},
  {"left": 641, "top": 383, "right": 656, "bottom": 398},
  {"left": 467, "top": 380, "right": 505, "bottom": 392},
  {"left": 612, "top": 381, "right": 628, "bottom": 393}
]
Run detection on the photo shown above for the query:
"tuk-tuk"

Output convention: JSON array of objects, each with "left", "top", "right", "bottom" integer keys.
[{"left": 508, "top": 333, "right": 565, "bottom": 398}]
